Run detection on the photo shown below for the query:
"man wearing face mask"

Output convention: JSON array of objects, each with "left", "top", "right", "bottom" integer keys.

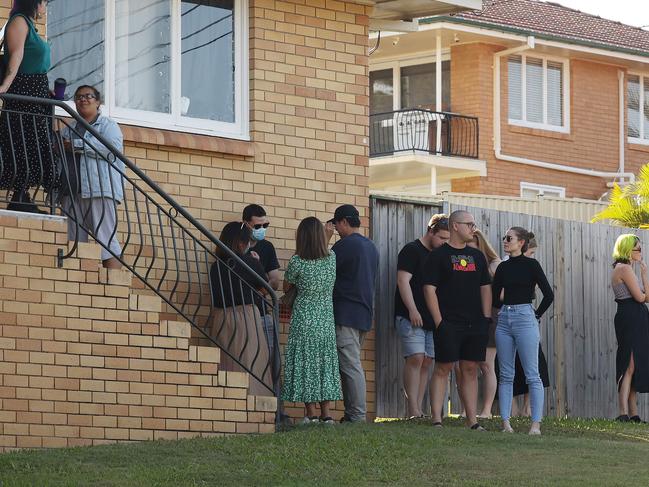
[
  {"left": 242, "top": 204, "right": 281, "bottom": 370},
  {"left": 243, "top": 204, "right": 281, "bottom": 291}
]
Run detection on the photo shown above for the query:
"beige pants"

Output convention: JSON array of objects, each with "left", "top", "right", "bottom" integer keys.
[{"left": 211, "top": 304, "right": 272, "bottom": 396}]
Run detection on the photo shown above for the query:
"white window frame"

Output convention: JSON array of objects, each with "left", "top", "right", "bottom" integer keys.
[
  {"left": 55, "top": 0, "right": 249, "bottom": 140},
  {"left": 508, "top": 53, "right": 570, "bottom": 134},
  {"left": 370, "top": 52, "right": 451, "bottom": 112},
  {"left": 520, "top": 181, "right": 566, "bottom": 198},
  {"left": 627, "top": 71, "right": 649, "bottom": 146}
]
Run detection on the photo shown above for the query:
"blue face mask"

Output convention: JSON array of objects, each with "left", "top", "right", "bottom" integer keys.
[{"left": 252, "top": 227, "right": 267, "bottom": 241}]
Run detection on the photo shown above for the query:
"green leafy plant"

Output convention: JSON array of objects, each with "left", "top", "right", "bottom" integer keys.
[{"left": 591, "top": 164, "right": 649, "bottom": 228}]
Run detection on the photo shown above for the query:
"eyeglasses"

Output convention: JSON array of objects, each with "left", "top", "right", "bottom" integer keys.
[
  {"left": 456, "top": 221, "right": 476, "bottom": 230},
  {"left": 74, "top": 93, "right": 97, "bottom": 101},
  {"left": 502, "top": 235, "right": 516, "bottom": 242},
  {"left": 252, "top": 223, "right": 270, "bottom": 230}
]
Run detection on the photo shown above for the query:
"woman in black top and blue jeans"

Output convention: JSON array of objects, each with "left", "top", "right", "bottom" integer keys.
[{"left": 493, "top": 227, "right": 553, "bottom": 435}]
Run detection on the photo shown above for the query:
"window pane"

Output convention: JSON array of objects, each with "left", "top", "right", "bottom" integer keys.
[
  {"left": 526, "top": 57, "right": 543, "bottom": 123},
  {"left": 370, "top": 69, "right": 393, "bottom": 115},
  {"left": 508, "top": 56, "right": 522, "bottom": 121},
  {"left": 547, "top": 61, "right": 563, "bottom": 126},
  {"left": 400, "top": 63, "right": 434, "bottom": 110},
  {"left": 48, "top": 0, "right": 105, "bottom": 97},
  {"left": 115, "top": 0, "right": 171, "bottom": 113},
  {"left": 181, "top": 0, "right": 234, "bottom": 122},
  {"left": 644, "top": 78, "right": 649, "bottom": 140},
  {"left": 628, "top": 75, "right": 640, "bottom": 138},
  {"left": 442, "top": 60, "right": 451, "bottom": 112}
]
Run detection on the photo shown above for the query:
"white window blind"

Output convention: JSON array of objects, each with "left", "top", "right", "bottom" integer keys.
[
  {"left": 508, "top": 54, "right": 567, "bottom": 130},
  {"left": 628, "top": 75, "right": 640, "bottom": 139}
]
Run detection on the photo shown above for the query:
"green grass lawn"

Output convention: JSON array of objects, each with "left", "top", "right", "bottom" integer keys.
[{"left": 2, "top": 417, "right": 649, "bottom": 486}]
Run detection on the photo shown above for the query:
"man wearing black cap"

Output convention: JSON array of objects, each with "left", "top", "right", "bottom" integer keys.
[{"left": 326, "top": 204, "right": 379, "bottom": 423}]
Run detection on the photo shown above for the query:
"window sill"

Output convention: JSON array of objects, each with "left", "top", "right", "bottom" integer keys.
[
  {"left": 508, "top": 123, "right": 572, "bottom": 140},
  {"left": 121, "top": 125, "right": 255, "bottom": 157},
  {"left": 628, "top": 138, "right": 649, "bottom": 152}
]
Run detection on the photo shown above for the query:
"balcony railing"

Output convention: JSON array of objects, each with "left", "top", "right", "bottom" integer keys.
[{"left": 369, "top": 109, "right": 479, "bottom": 159}]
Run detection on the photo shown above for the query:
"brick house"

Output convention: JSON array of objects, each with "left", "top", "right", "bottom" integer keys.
[
  {"left": 368, "top": 0, "right": 649, "bottom": 200},
  {"left": 0, "top": 0, "right": 481, "bottom": 449}
]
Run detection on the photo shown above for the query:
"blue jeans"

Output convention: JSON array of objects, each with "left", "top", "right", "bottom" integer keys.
[{"left": 496, "top": 304, "right": 544, "bottom": 422}]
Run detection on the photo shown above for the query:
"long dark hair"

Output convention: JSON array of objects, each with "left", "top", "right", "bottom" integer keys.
[
  {"left": 11, "top": 0, "right": 42, "bottom": 19},
  {"left": 296, "top": 217, "right": 329, "bottom": 260},
  {"left": 217, "top": 222, "right": 251, "bottom": 259}
]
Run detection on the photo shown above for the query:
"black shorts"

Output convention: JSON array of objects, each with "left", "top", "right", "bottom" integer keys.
[{"left": 433, "top": 319, "right": 488, "bottom": 363}]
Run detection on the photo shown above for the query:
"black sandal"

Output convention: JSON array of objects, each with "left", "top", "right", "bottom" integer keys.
[
  {"left": 616, "top": 414, "right": 630, "bottom": 422},
  {"left": 630, "top": 415, "right": 643, "bottom": 423},
  {"left": 432, "top": 421, "right": 443, "bottom": 428},
  {"left": 470, "top": 423, "right": 486, "bottom": 431}
]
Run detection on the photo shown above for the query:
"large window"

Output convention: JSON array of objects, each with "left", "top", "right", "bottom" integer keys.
[
  {"left": 627, "top": 74, "right": 649, "bottom": 144},
  {"left": 508, "top": 54, "right": 569, "bottom": 132},
  {"left": 48, "top": 0, "right": 248, "bottom": 139}
]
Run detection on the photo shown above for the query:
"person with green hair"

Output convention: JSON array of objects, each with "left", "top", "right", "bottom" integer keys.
[{"left": 611, "top": 234, "right": 649, "bottom": 422}]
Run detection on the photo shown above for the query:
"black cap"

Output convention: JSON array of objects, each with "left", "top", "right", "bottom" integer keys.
[{"left": 328, "top": 204, "right": 360, "bottom": 223}]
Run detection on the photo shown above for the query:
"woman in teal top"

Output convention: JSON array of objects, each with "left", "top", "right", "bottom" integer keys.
[{"left": 0, "top": 0, "right": 53, "bottom": 213}]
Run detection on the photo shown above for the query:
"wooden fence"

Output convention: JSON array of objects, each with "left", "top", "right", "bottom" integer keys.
[{"left": 372, "top": 194, "right": 649, "bottom": 419}]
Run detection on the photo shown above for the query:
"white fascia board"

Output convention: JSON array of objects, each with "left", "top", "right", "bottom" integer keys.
[
  {"left": 419, "top": 22, "right": 649, "bottom": 67},
  {"left": 370, "top": 19, "right": 419, "bottom": 32}
]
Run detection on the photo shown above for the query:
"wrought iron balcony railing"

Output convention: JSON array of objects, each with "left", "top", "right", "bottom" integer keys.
[{"left": 369, "top": 109, "right": 479, "bottom": 159}]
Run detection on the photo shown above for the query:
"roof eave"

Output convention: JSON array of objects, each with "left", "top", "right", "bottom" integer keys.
[{"left": 420, "top": 15, "right": 649, "bottom": 60}]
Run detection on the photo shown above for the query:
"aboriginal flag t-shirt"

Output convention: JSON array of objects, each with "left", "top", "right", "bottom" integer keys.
[{"left": 423, "top": 243, "right": 491, "bottom": 323}]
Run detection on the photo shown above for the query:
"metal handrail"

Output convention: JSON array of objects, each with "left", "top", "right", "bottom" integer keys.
[
  {"left": 369, "top": 108, "right": 479, "bottom": 159},
  {"left": 0, "top": 94, "right": 280, "bottom": 406}
]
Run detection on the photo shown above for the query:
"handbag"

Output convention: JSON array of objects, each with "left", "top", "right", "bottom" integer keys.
[{"left": 280, "top": 285, "right": 297, "bottom": 309}]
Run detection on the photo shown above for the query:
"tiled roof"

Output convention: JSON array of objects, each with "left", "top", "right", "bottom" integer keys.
[{"left": 446, "top": 0, "right": 649, "bottom": 55}]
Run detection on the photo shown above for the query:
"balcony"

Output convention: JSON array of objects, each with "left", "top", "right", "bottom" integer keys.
[
  {"left": 369, "top": 109, "right": 485, "bottom": 194},
  {"left": 370, "top": 109, "right": 478, "bottom": 158}
]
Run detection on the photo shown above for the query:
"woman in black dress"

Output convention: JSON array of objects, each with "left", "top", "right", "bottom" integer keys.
[
  {"left": 0, "top": 0, "right": 53, "bottom": 212},
  {"left": 611, "top": 234, "right": 649, "bottom": 422}
]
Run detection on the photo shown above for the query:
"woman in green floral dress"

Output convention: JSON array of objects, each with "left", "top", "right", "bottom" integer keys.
[{"left": 282, "top": 217, "right": 342, "bottom": 423}]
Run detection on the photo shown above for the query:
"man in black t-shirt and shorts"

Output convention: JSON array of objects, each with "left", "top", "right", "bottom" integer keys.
[
  {"left": 394, "top": 214, "right": 449, "bottom": 418},
  {"left": 423, "top": 210, "right": 492, "bottom": 430}
]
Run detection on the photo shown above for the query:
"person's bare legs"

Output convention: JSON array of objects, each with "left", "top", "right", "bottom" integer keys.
[
  {"left": 430, "top": 362, "right": 454, "bottom": 424},
  {"left": 459, "top": 360, "right": 479, "bottom": 428},
  {"left": 103, "top": 257, "right": 122, "bottom": 269},
  {"left": 404, "top": 354, "right": 425, "bottom": 417},
  {"left": 320, "top": 400, "right": 332, "bottom": 418},
  {"left": 618, "top": 354, "right": 635, "bottom": 416},
  {"left": 629, "top": 387, "right": 638, "bottom": 418},
  {"left": 305, "top": 402, "right": 317, "bottom": 418},
  {"left": 454, "top": 362, "right": 465, "bottom": 417},
  {"left": 418, "top": 357, "right": 433, "bottom": 416},
  {"left": 523, "top": 393, "right": 531, "bottom": 417},
  {"left": 479, "top": 347, "right": 497, "bottom": 418}
]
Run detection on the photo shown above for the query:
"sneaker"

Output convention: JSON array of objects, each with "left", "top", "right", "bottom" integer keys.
[
  {"left": 320, "top": 416, "right": 335, "bottom": 425},
  {"left": 300, "top": 416, "right": 320, "bottom": 425},
  {"left": 616, "top": 414, "right": 631, "bottom": 423},
  {"left": 470, "top": 423, "right": 486, "bottom": 431}
]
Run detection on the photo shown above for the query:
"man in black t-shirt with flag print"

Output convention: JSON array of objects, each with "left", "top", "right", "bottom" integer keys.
[{"left": 423, "top": 210, "right": 492, "bottom": 431}]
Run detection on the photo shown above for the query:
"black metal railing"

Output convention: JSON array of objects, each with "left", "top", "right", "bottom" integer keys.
[
  {"left": 369, "top": 109, "right": 479, "bottom": 159},
  {"left": 0, "top": 94, "right": 280, "bottom": 404}
]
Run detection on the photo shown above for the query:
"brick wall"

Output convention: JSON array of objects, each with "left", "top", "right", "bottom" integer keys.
[
  {"left": 1, "top": 0, "right": 376, "bottom": 427},
  {"left": 0, "top": 213, "right": 277, "bottom": 450},
  {"left": 450, "top": 42, "right": 647, "bottom": 199}
]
